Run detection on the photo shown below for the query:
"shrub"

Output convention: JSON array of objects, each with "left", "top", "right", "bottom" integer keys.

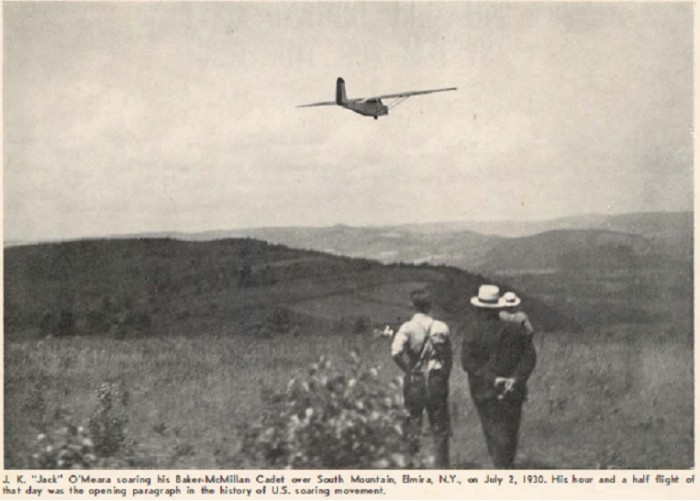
[
  {"left": 30, "top": 383, "right": 139, "bottom": 468},
  {"left": 31, "top": 418, "right": 98, "bottom": 469},
  {"left": 123, "top": 308, "right": 152, "bottom": 333},
  {"left": 268, "top": 306, "right": 291, "bottom": 333},
  {"left": 88, "top": 383, "right": 129, "bottom": 457},
  {"left": 257, "top": 306, "right": 295, "bottom": 337},
  {"left": 40, "top": 308, "right": 76, "bottom": 337},
  {"left": 86, "top": 309, "right": 111, "bottom": 334},
  {"left": 232, "top": 353, "right": 428, "bottom": 468},
  {"left": 353, "top": 315, "right": 371, "bottom": 334}
]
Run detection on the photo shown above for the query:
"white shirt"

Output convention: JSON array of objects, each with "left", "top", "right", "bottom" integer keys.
[{"left": 391, "top": 313, "right": 450, "bottom": 372}]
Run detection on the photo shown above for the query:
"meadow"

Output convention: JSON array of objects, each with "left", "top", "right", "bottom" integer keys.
[{"left": 5, "top": 323, "right": 692, "bottom": 469}]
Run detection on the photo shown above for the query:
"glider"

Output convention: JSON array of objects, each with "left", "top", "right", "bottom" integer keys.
[{"left": 298, "top": 77, "right": 457, "bottom": 119}]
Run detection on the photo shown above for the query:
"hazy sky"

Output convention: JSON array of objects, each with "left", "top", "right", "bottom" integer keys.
[{"left": 4, "top": 2, "right": 693, "bottom": 242}]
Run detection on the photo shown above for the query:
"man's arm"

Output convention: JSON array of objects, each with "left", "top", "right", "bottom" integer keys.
[
  {"left": 513, "top": 330, "right": 537, "bottom": 383},
  {"left": 390, "top": 329, "right": 410, "bottom": 373},
  {"left": 522, "top": 316, "right": 535, "bottom": 336},
  {"left": 443, "top": 336, "right": 453, "bottom": 376},
  {"left": 500, "top": 311, "right": 536, "bottom": 382},
  {"left": 461, "top": 333, "right": 496, "bottom": 383}
]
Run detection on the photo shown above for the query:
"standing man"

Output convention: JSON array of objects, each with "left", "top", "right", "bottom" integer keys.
[
  {"left": 391, "top": 288, "right": 452, "bottom": 467},
  {"left": 462, "top": 285, "right": 536, "bottom": 468},
  {"left": 499, "top": 291, "right": 535, "bottom": 336}
]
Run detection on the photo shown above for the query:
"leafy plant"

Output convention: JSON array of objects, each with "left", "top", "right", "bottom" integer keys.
[
  {"left": 233, "top": 353, "right": 428, "bottom": 468},
  {"left": 30, "top": 382, "right": 140, "bottom": 468},
  {"left": 40, "top": 308, "right": 75, "bottom": 337},
  {"left": 88, "top": 383, "right": 129, "bottom": 457},
  {"left": 31, "top": 419, "right": 98, "bottom": 469},
  {"left": 353, "top": 315, "right": 371, "bottom": 334}
]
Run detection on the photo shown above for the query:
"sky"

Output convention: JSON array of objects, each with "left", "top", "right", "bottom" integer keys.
[{"left": 4, "top": 2, "right": 694, "bottom": 242}]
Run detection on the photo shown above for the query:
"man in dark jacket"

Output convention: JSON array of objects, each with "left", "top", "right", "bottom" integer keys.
[{"left": 462, "top": 285, "right": 536, "bottom": 468}]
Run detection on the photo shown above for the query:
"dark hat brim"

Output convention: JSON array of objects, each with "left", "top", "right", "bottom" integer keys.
[{"left": 470, "top": 297, "right": 508, "bottom": 309}]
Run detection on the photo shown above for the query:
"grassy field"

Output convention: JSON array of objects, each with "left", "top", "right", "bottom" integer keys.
[{"left": 5, "top": 323, "right": 692, "bottom": 469}]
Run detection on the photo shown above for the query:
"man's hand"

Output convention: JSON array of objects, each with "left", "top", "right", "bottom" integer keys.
[
  {"left": 494, "top": 377, "right": 515, "bottom": 388},
  {"left": 494, "top": 377, "right": 516, "bottom": 399},
  {"left": 503, "top": 377, "right": 515, "bottom": 392},
  {"left": 392, "top": 354, "right": 409, "bottom": 374}
]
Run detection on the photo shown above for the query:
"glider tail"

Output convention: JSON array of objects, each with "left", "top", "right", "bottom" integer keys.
[{"left": 336, "top": 77, "right": 347, "bottom": 105}]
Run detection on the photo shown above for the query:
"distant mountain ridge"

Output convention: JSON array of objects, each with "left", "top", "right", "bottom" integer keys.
[
  {"left": 6, "top": 211, "right": 691, "bottom": 274},
  {"left": 393, "top": 211, "right": 692, "bottom": 238},
  {"left": 203, "top": 211, "right": 693, "bottom": 272}
]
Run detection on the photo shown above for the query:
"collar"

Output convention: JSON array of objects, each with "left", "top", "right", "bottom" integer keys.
[{"left": 412, "top": 312, "right": 433, "bottom": 325}]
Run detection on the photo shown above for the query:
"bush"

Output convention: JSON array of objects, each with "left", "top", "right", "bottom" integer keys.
[
  {"left": 86, "top": 309, "right": 111, "bottom": 334},
  {"left": 88, "top": 383, "right": 129, "bottom": 457},
  {"left": 257, "top": 306, "right": 296, "bottom": 337},
  {"left": 30, "top": 383, "right": 139, "bottom": 468},
  {"left": 40, "top": 308, "right": 76, "bottom": 337},
  {"left": 232, "top": 353, "right": 428, "bottom": 468},
  {"left": 31, "top": 419, "right": 98, "bottom": 469},
  {"left": 353, "top": 315, "right": 371, "bottom": 334},
  {"left": 268, "top": 307, "right": 292, "bottom": 334}
]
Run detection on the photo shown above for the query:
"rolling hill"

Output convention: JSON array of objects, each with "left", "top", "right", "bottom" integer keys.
[
  {"left": 4, "top": 238, "right": 570, "bottom": 344},
  {"left": 190, "top": 212, "right": 691, "bottom": 333},
  {"left": 477, "top": 229, "right": 653, "bottom": 273},
  {"left": 5, "top": 211, "right": 690, "bottom": 338}
]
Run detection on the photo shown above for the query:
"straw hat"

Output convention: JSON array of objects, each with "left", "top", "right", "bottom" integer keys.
[
  {"left": 470, "top": 284, "right": 508, "bottom": 309},
  {"left": 502, "top": 291, "right": 521, "bottom": 308}
]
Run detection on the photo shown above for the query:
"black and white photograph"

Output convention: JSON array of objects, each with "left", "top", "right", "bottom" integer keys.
[{"left": 4, "top": 1, "right": 693, "bottom": 471}]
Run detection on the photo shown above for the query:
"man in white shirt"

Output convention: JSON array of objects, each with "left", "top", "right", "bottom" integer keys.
[{"left": 391, "top": 289, "right": 452, "bottom": 467}]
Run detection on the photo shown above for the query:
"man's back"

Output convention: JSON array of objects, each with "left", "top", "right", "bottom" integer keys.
[
  {"left": 392, "top": 313, "right": 451, "bottom": 374},
  {"left": 462, "top": 313, "right": 535, "bottom": 401}
]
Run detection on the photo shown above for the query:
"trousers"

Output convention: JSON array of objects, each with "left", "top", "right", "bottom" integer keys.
[
  {"left": 403, "top": 370, "right": 450, "bottom": 467},
  {"left": 473, "top": 396, "right": 522, "bottom": 468}
]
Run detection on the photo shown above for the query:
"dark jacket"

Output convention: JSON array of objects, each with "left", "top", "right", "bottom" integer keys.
[{"left": 461, "top": 313, "right": 536, "bottom": 402}]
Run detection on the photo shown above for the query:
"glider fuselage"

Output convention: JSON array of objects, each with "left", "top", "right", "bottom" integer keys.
[
  {"left": 336, "top": 77, "right": 388, "bottom": 119},
  {"left": 341, "top": 99, "right": 389, "bottom": 118}
]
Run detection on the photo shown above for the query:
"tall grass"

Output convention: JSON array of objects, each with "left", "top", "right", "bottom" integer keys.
[{"left": 5, "top": 326, "right": 693, "bottom": 469}]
